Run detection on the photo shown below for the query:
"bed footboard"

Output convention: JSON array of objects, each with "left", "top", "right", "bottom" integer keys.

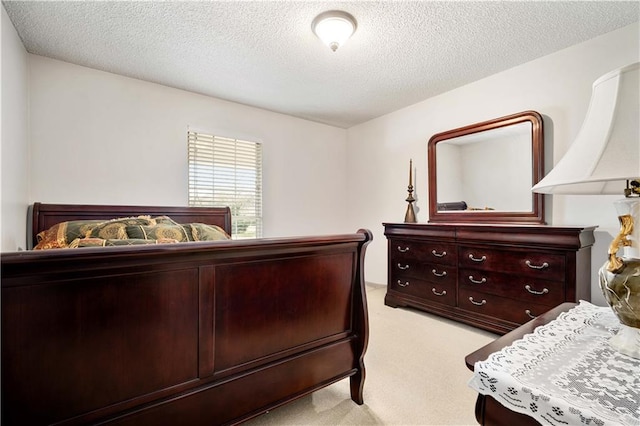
[{"left": 1, "top": 229, "right": 372, "bottom": 425}]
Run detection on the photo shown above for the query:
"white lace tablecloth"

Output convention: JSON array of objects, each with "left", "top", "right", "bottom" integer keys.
[{"left": 468, "top": 301, "right": 640, "bottom": 426}]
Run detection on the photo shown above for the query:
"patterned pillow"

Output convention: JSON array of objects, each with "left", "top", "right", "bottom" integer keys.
[
  {"left": 34, "top": 220, "right": 104, "bottom": 250},
  {"left": 88, "top": 216, "right": 154, "bottom": 240},
  {"left": 70, "top": 238, "right": 180, "bottom": 248},
  {"left": 126, "top": 224, "right": 192, "bottom": 242},
  {"left": 152, "top": 215, "right": 180, "bottom": 225},
  {"left": 188, "top": 223, "right": 230, "bottom": 241}
]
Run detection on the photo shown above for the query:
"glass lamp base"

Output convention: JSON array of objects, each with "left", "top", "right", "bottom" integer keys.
[
  {"left": 598, "top": 197, "right": 640, "bottom": 358},
  {"left": 609, "top": 323, "right": 640, "bottom": 359},
  {"left": 599, "top": 258, "right": 640, "bottom": 359}
]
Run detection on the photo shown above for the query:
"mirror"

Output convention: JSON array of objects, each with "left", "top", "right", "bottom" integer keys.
[{"left": 428, "top": 110, "right": 544, "bottom": 224}]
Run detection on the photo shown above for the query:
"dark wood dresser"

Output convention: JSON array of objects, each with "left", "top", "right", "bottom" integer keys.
[{"left": 383, "top": 223, "right": 596, "bottom": 334}]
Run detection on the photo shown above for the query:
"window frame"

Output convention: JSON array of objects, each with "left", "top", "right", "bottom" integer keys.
[{"left": 187, "top": 129, "right": 263, "bottom": 239}]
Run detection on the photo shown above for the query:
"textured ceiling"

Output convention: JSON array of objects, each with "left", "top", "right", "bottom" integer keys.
[{"left": 3, "top": 1, "right": 639, "bottom": 128}]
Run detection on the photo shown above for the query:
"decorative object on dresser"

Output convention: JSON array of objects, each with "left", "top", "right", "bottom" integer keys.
[
  {"left": 428, "top": 110, "right": 545, "bottom": 224},
  {"left": 404, "top": 158, "right": 417, "bottom": 223},
  {"left": 383, "top": 223, "right": 595, "bottom": 334},
  {"left": 532, "top": 62, "right": 640, "bottom": 358}
]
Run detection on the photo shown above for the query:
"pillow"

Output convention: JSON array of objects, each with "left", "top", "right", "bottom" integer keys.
[
  {"left": 34, "top": 216, "right": 160, "bottom": 249},
  {"left": 34, "top": 220, "right": 104, "bottom": 250},
  {"left": 70, "top": 238, "right": 180, "bottom": 248},
  {"left": 88, "top": 216, "right": 154, "bottom": 240},
  {"left": 126, "top": 224, "right": 192, "bottom": 242},
  {"left": 152, "top": 215, "right": 180, "bottom": 225},
  {"left": 188, "top": 223, "right": 230, "bottom": 241}
]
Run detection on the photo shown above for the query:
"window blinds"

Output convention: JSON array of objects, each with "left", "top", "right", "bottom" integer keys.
[{"left": 188, "top": 131, "right": 263, "bottom": 238}]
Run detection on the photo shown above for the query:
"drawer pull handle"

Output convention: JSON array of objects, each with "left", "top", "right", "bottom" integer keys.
[
  {"left": 468, "top": 254, "right": 487, "bottom": 262},
  {"left": 397, "top": 246, "right": 410, "bottom": 253},
  {"left": 397, "top": 263, "right": 410, "bottom": 270},
  {"left": 431, "top": 250, "right": 447, "bottom": 258},
  {"left": 525, "top": 309, "right": 537, "bottom": 319},
  {"left": 432, "top": 288, "right": 447, "bottom": 296},
  {"left": 468, "top": 297, "right": 487, "bottom": 306},
  {"left": 468, "top": 276, "right": 487, "bottom": 284},
  {"left": 525, "top": 284, "right": 549, "bottom": 295},
  {"left": 525, "top": 260, "right": 549, "bottom": 270},
  {"left": 432, "top": 269, "right": 447, "bottom": 277},
  {"left": 397, "top": 280, "right": 410, "bottom": 287}
]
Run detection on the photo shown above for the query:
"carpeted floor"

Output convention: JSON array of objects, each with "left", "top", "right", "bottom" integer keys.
[{"left": 244, "top": 283, "right": 498, "bottom": 426}]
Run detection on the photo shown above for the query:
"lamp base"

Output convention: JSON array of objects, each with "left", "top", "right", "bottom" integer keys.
[
  {"left": 609, "top": 323, "right": 640, "bottom": 359},
  {"left": 599, "top": 257, "right": 640, "bottom": 359},
  {"left": 598, "top": 196, "right": 640, "bottom": 358}
]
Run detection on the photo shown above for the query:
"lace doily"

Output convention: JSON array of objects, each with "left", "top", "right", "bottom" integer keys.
[{"left": 468, "top": 301, "right": 640, "bottom": 426}]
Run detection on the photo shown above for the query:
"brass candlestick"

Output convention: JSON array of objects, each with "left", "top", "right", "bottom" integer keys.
[
  {"left": 404, "top": 159, "right": 417, "bottom": 223},
  {"left": 404, "top": 185, "right": 417, "bottom": 223}
]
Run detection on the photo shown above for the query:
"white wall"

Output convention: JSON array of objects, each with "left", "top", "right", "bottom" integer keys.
[
  {"left": 28, "top": 55, "right": 349, "bottom": 239},
  {"left": 347, "top": 22, "right": 639, "bottom": 306},
  {"left": 1, "top": 6, "right": 29, "bottom": 251}
]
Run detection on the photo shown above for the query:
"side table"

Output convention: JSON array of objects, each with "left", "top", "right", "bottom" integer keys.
[{"left": 465, "top": 302, "right": 640, "bottom": 426}]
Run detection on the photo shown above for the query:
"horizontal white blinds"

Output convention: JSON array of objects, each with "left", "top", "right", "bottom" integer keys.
[{"left": 188, "top": 131, "right": 263, "bottom": 238}]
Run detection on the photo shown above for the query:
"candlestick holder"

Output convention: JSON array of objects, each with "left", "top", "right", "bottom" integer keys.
[{"left": 404, "top": 184, "right": 417, "bottom": 223}]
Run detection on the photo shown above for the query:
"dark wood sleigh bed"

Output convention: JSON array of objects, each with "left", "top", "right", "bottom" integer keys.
[{"left": 1, "top": 203, "right": 373, "bottom": 425}]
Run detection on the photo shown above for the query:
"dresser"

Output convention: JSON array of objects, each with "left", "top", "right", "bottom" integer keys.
[{"left": 383, "top": 223, "right": 596, "bottom": 334}]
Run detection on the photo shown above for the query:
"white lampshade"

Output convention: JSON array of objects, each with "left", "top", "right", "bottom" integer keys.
[
  {"left": 532, "top": 62, "right": 639, "bottom": 195},
  {"left": 312, "top": 11, "right": 357, "bottom": 52}
]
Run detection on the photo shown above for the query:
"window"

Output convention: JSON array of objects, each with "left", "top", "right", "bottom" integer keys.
[{"left": 188, "top": 130, "right": 263, "bottom": 239}]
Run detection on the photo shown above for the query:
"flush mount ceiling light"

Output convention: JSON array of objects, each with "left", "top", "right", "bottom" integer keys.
[{"left": 311, "top": 10, "right": 357, "bottom": 52}]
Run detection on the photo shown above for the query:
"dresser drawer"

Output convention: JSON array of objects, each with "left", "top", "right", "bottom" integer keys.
[
  {"left": 458, "top": 246, "right": 565, "bottom": 281},
  {"left": 390, "top": 276, "right": 456, "bottom": 306},
  {"left": 390, "top": 260, "right": 457, "bottom": 285},
  {"left": 459, "top": 288, "right": 554, "bottom": 324},
  {"left": 390, "top": 239, "right": 456, "bottom": 266},
  {"left": 459, "top": 268, "right": 565, "bottom": 305}
]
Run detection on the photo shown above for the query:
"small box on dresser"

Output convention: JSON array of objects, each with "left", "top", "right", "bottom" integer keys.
[{"left": 383, "top": 223, "right": 596, "bottom": 334}]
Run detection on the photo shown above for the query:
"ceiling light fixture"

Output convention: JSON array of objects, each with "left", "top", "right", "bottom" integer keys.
[{"left": 311, "top": 10, "right": 357, "bottom": 52}]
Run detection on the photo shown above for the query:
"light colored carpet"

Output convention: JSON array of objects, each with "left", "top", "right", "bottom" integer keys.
[{"left": 244, "top": 283, "right": 498, "bottom": 426}]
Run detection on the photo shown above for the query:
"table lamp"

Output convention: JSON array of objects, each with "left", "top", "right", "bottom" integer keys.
[{"left": 532, "top": 62, "right": 640, "bottom": 358}]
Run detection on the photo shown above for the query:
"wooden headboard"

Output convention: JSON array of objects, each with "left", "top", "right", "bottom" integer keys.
[{"left": 28, "top": 202, "right": 232, "bottom": 249}]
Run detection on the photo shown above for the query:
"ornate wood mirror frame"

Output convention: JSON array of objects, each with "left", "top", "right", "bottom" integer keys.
[{"left": 428, "top": 110, "right": 545, "bottom": 224}]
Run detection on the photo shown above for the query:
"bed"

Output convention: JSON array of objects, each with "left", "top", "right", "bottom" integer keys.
[{"left": 1, "top": 202, "right": 373, "bottom": 425}]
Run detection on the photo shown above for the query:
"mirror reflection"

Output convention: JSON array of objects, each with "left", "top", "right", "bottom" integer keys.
[
  {"left": 427, "top": 110, "right": 544, "bottom": 224},
  {"left": 436, "top": 122, "right": 532, "bottom": 212}
]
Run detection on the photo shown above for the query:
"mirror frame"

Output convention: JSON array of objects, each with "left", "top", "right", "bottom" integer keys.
[{"left": 427, "top": 110, "right": 545, "bottom": 224}]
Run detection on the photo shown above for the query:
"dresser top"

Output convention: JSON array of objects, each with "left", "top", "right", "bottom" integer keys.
[
  {"left": 383, "top": 222, "right": 597, "bottom": 249},
  {"left": 383, "top": 222, "right": 597, "bottom": 231}
]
